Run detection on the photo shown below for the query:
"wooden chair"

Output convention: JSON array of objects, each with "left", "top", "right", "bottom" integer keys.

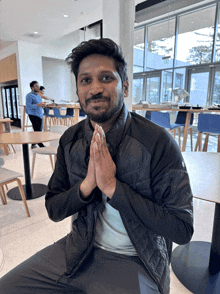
[
  {"left": 194, "top": 113, "right": 220, "bottom": 152},
  {"left": 0, "top": 158, "right": 30, "bottom": 217},
  {"left": 31, "top": 125, "right": 68, "bottom": 178}
]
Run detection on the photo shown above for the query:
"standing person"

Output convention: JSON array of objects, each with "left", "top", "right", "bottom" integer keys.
[
  {"left": 39, "top": 86, "right": 55, "bottom": 103},
  {"left": 25, "top": 81, "right": 46, "bottom": 149},
  {"left": 0, "top": 39, "right": 193, "bottom": 294}
]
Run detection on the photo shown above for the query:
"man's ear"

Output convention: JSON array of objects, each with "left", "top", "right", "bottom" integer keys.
[{"left": 123, "top": 80, "right": 129, "bottom": 98}]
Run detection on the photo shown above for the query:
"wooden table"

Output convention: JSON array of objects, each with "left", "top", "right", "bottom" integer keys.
[
  {"left": 171, "top": 152, "right": 220, "bottom": 294},
  {"left": 0, "top": 118, "right": 13, "bottom": 155},
  {"left": 132, "top": 105, "right": 220, "bottom": 152},
  {"left": 45, "top": 103, "right": 81, "bottom": 126},
  {"left": 0, "top": 132, "right": 61, "bottom": 200}
]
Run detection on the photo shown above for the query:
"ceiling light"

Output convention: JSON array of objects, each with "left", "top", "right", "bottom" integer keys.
[
  {"left": 34, "top": 32, "right": 39, "bottom": 34},
  {"left": 64, "top": 15, "right": 68, "bottom": 18}
]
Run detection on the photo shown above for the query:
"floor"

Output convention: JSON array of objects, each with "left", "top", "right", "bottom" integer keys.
[{"left": 0, "top": 125, "right": 218, "bottom": 293}]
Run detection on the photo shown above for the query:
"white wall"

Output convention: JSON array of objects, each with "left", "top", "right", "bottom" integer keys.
[{"left": 42, "top": 57, "right": 77, "bottom": 103}]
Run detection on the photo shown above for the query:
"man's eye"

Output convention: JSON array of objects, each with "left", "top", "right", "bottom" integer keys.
[
  {"left": 102, "top": 75, "right": 113, "bottom": 82},
  {"left": 80, "top": 77, "right": 91, "bottom": 84}
]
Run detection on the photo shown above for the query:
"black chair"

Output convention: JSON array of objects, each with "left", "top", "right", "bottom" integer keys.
[{"left": 174, "top": 112, "right": 194, "bottom": 151}]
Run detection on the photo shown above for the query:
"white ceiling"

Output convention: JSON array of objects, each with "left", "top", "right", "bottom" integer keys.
[{"left": 0, "top": 0, "right": 145, "bottom": 51}]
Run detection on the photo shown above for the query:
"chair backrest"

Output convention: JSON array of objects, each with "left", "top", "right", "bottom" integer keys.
[
  {"left": 49, "top": 125, "right": 69, "bottom": 147},
  {"left": 145, "top": 111, "right": 152, "bottom": 120},
  {"left": 79, "top": 108, "right": 86, "bottom": 117},
  {"left": 151, "top": 111, "right": 171, "bottom": 129},
  {"left": 198, "top": 113, "right": 220, "bottom": 134},
  {"left": 53, "top": 108, "right": 62, "bottom": 118},
  {"left": 43, "top": 108, "right": 50, "bottom": 116},
  {"left": 0, "top": 158, "right": 4, "bottom": 167},
  {"left": 175, "top": 111, "right": 194, "bottom": 125},
  {"left": 66, "top": 108, "right": 74, "bottom": 116}
]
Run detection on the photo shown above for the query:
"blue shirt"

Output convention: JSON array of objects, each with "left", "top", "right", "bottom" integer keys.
[{"left": 26, "top": 91, "right": 43, "bottom": 119}]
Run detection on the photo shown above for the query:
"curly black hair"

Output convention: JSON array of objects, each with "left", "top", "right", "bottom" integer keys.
[{"left": 65, "top": 38, "right": 128, "bottom": 84}]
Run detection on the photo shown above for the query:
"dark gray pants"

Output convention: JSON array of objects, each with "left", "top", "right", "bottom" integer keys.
[{"left": 0, "top": 236, "right": 160, "bottom": 294}]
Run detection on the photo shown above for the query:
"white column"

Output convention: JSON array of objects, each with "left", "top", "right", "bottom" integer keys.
[{"left": 103, "top": 0, "right": 135, "bottom": 111}]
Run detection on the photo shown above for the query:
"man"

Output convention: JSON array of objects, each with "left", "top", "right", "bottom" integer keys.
[
  {"left": 25, "top": 81, "right": 47, "bottom": 148},
  {"left": 39, "top": 86, "right": 55, "bottom": 103},
  {"left": 0, "top": 39, "right": 193, "bottom": 294}
]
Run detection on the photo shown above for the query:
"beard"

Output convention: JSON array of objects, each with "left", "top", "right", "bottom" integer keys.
[{"left": 79, "top": 93, "right": 124, "bottom": 123}]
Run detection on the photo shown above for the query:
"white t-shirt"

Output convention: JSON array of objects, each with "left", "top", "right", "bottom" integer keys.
[{"left": 94, "top": 193, "right": 137, "bottom": 256}]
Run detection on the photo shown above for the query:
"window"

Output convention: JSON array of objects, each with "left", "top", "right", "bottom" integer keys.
[
  {"left": 145, "top": 18, "right": 175, "bottom": 70},
  {"left": 176, "top": 6, "right": 216, "bottom": 67},
  {"left": 132, "top": 77, "right": 144, "bottom": 103},
  {"left": 133, "top": 28, "right": 145, "bottom": 73}
]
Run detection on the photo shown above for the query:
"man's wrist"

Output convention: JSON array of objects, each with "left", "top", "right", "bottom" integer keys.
[
  {"left": 103, "top": 179, "right": 116, "bottom": 199},
  {"left": 80, "top": 178, "right": 96, "bottom": 199}
]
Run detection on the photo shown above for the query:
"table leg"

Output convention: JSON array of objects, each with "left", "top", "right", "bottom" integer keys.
[
  {"left": 22, "top": 144, "right": 32, "bottom": 197},
  {"left": 209, "top": 203, "right": 220, "bottom": 275},
  {"left": 7, "top": 143, "right": 47, "bottom": 200},
  {"left": 74, "top": 108, "right": 79, "bottom": 125},
  {"left": 171, "top": 203, "right": 220, "bottom": 293},
  {"left": 181, "top": 112, "right": 191, "bottom": 152}
]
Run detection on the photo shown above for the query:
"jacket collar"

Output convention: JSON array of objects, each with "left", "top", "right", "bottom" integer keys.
[{"left": 84, "top": 104, "right": 131, "bottom": 158}]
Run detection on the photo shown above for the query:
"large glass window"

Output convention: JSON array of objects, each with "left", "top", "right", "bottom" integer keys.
[
  {"left": 174, "top": 68, "right": 186, "bottom": 89},
  {"left": 213, "top": 69, "right": 220, "bottom": 105},
  {"left": 161, "top": 70, "right": 173, "bottom": 102},
  {"left": 145, "top": 18, "right": 175, "bottom": 71},
  {"left": 132, "top": 77, "right": 144, "bottom": 103},
  {"left": 146, "top": 76, "right": 160, "bottom": 103},
  {"left": 176, "top": 6, "right": 216, "bottom": 67},
  {"left": 188, "top": 69, "right": 209, "bottom": 106},
  {"left": 215, "top": 4, "right": 220, "bottom": 62},
  {"left": 133, "top": 28, "right": 145, "bottom": 73}
]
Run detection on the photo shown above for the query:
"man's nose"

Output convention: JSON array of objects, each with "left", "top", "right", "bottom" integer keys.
[{"left": 89, "top": 80, "right": 103, "bottom": 95}]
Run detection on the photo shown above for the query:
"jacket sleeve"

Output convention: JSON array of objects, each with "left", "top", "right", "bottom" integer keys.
[
  {"left": 109, "top": 131, "right": 193, "bottom": 245},
  {"left": 45, "top": 138, "right": 96, "bottom": 222}
]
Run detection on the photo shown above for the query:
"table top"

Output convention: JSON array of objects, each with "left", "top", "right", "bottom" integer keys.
[
  {"left": 182, "top": 152, "right": 220, "bottom": 204},
  {"left": 20, "top": 104, "right": 81, "bottom": 109},
  {"left": 132, "top": 105, "right": 220, "bottom": 112},
  {"left": 0, "top": 118, "right": 13, "bottom": 123},
  {"left": 0, "top": 131, "right": 61, "bottom": 145}
]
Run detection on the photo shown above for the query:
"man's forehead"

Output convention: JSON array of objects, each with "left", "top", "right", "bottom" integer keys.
[{"left": 77, "top": 55, "right": 117, "bottom": 77}]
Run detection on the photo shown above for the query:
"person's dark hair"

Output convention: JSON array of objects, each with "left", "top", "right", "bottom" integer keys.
[
  {"left": 30, "top": 81, "right": 38, "bottom": 89},
  {"left": 40, "top": 86, "right": 45, "bottom": 91},
  {"left": 66, "top": 38, "right": 128, "bottom": 84}
]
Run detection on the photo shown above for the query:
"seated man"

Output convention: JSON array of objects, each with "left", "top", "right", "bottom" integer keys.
[{"left": 0, "top": 38, "right": 193, "bottom": 294}]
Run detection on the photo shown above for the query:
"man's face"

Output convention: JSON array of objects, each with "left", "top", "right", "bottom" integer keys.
[
  {"left": 32, "top": 83, "right": 40, "bottom": 93},
  {"left": 77, "top": 54, "right": 128, "bottom": 123}
]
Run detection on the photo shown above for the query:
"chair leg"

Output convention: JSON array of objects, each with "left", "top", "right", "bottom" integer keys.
[
  {"left": 190, "top": 127, "right": 193, "bottom": 152},
  {"left": 16, "top": 178, "right": 30, "bottom": 217},
  {"left": 203, "top": 133, "right": 209, "bottom": 152},
  {"left": 218, "top": 135, "right": 220, "bottom": 152},
  {"left": 49, "top": 155, "right": 54, "bottom": 170},
  {"left": 178, "top": 127, "right": 181, "bottom": 148},
  {"left": 195, "top": 132, "right": 202, "bottom": 151},
  {"left": 173, "top": 129, "right": 176, "bottom": 139},
  {"left": 0, "top": 186, "right": 7, "bottom": 205},
  {"left": 31, "top": 153, "right": 36, "bottom": 179}
]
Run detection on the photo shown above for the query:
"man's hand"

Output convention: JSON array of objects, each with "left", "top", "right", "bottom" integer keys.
[
  {"left": 92, "top": 125, "right": 116, "bottom": 198},
  {"left": 37, "top": 102, "right": 47, "bottom": 107},
  {"left": 80, "top": 130, "right": 97, "bottom": 198}
]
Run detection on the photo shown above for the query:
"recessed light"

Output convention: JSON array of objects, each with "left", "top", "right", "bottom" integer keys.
[
  {"left": 64, "top": 15, "right": 68, "bottom": 18},
  {"left": 34, "top": 32, "right": 39, "bottom": 34}
]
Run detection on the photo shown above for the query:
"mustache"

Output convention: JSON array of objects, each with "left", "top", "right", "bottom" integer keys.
[{"left": 86, "top": 93, "right": 110, "bottom": 104}]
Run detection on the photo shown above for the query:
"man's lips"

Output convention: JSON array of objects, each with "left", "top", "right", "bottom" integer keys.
[{"left": 86, "top": 96, "right": 110, "bottom": 105}]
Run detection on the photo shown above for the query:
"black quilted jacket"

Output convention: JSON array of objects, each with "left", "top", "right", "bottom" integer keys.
[{"left": 45, "top": 105, "right": 193, "bottom": 294}]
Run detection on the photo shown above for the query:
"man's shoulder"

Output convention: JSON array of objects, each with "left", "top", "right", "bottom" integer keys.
[
  {"left": 59, "top": 119, "right": 86, "bottom": 147},
  {"left": 129, "top": 111, "right": 176, "bottom": 152}
]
